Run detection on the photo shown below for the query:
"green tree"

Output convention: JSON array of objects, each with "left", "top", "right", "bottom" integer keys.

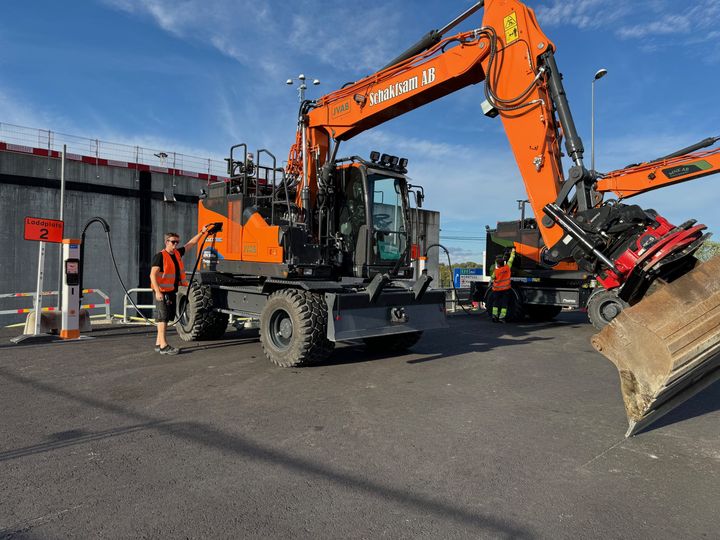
[
  {"left": 438, "top": 261, "right": 483, "bottom": 288},
  {"left": 697, "top": 240, "right": 720, "bottom": 262}
]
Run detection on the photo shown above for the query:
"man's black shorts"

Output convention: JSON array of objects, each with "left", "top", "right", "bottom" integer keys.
[{"left": 155, "top": 292, "right": 177, "bottom": 323}]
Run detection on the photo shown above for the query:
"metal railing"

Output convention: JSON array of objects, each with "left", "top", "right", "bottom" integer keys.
[
  {"left": 0, "top": 288, "right": 112, "bottom": 323},
  {"left": 122, "top": 288, "right": 156, "bottom": 325},
  {"left": 443, "top": 287, "right": 475, "bottom": 313},
  {"left": 0, "top": 122, "right": 229, "bottom": 178}
]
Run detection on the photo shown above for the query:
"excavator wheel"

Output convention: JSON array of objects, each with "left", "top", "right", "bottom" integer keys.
[
  {"left": 587, "top": 288, "right": 629, "bottom": 330},
  {"left": 259, "top": 289, "right": 335, "bottom": 367},
  {"left": 176, "top": 283, "right": 229, "bottom": 341},
  {"left": 363, "top": 331, "right": 423, "bottom": 353},
  {"left": 524, "top": 304, "right": 563, "bottom": 322}
]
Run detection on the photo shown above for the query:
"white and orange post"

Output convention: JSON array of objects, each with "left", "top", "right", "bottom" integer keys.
[{"left": 60, "top": 238, "right": 82, "bottom": 340}]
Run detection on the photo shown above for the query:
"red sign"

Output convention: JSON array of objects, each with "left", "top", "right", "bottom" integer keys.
[{"left": 24, "top": 216, "right": 64, "bottom": 243}]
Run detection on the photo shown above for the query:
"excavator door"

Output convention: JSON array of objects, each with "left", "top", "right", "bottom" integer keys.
[{"left": 338, "top": 164, "right": 412, "bottom": 279}]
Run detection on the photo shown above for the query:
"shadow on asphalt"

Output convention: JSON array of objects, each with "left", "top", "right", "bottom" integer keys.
[
  {"left": 0, "top": 366, "right": 536, "bottom": 539},
  {"left": 635, "top": 378, "right": 720, "bottom": 434},
  {"left": 308, "top": 313, "right": 567, "bottom": 368}
]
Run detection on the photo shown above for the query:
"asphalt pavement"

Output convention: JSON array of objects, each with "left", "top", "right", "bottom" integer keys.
[{"left": 0, "top": 312, "right": 718, "bottom": 539}]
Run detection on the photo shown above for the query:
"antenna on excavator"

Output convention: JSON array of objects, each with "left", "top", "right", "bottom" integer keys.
[{"left": 286, "top": 73, "right": 321, "bottom": 103}]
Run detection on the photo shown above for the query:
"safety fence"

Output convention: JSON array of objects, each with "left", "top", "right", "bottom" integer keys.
[
  {"left": 122, "top": 288, "right": 253, "bottom": 327},
  {"left": 122, "top": 288, "right": 155, "bottom": 325},
  {"left": 4, "top": 285, "right": 471, "bottom": 328},
  {"left": 444, "top": 287, "right": 476, "bottom": 313},
  {"left": 0, "top": 121, "right": 229, "bottom": 182},
  {"left": 0, "top": 288, "right": 112, "bottom": 325}
]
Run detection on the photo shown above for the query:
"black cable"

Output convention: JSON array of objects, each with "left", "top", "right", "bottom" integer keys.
[
  {"left": 172, "top": 233, "right": 213, "bottom": 330},
  {"left": 87, "top": 218, "right": 213, "bottom": 327},
  {"left": 424, "top": 243, "right": 474, "bottom": 315},
  {"left": 481, "top": 26, "right": 544, "bottom": 112}
]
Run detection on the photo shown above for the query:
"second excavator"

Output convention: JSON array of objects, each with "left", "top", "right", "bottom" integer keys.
[{"left": 183, "top": 0, "right": 720, "bottom": 434}]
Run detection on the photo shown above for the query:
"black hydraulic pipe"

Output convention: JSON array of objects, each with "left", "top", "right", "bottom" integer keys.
[
  {"left": 379, "top": 1, "right": 485, "bottom": 71},
  {"left": 437, "top": 0, "right": 485, "bottom": 36},
  {"left": 652, "top": 136, "right": 720, "bottom": 163},
  {"left": 78, "top": 217, "right": 111, "bottom": 301},
  {"left": 380, "top": 31, "right": 443, "bottom": 71},
  {"left": 542, "top": 51, "right": 585, "bottom": 167},
  {"left": 543, "top": 204, "right": 616, "bottom": 270}
]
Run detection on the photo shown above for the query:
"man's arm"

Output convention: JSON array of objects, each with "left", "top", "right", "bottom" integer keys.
[
  {"left": 183, "top": 224, "right": 210, "bottom": 251},
  {"left": 507, "top": 248, "right": 516, "bottom": 267},
  {"left": 150, "top": 266, "right": 163, "bottom": 301}
]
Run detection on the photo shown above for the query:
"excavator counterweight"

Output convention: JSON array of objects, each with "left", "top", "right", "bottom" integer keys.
[{"left": 592, "top": 255, "right": 720, "bottom": 436}]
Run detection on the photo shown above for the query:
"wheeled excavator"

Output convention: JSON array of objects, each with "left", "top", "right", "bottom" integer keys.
[{"left": 180, "top": 0, "right": 720, "bottom": 434}]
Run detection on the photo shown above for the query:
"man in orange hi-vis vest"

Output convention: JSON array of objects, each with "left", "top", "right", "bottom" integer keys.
[
  {"left": 491, "top": 248, "right": 516, "bottom": 323},
  {"left": 150, "top": 226, "right": 209, "bottom": 354}
]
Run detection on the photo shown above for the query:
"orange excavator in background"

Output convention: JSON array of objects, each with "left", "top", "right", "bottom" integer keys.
[{"left": 180, "top": 0, "right": 720, "bottom": 435}]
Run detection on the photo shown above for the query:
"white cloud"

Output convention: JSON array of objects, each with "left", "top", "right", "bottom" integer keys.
[
  {"left": 102, "top": 0, "right": 287, "bottom": 77},
  {"left": 537, "top": 0, "right": 720, "bottom": 56},
  {"left": 288, "top": 6, "right": 401, "bottom": 72},
  {"left": 535, "top": 0, "right": 627, "bottom": 30},
  {"left": 0, "top": 86, "right": 76, "bottom": 133},
  {"left": 101, "top": 0, "right": 402, "bottom": 78}
]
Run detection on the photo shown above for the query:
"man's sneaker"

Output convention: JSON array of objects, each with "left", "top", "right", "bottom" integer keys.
[
  {"left": 159, "top": 345, "right": 180, "bottom": 355},
  {"left": 154, "top": 345, "right": 161, "bottom": 352}
]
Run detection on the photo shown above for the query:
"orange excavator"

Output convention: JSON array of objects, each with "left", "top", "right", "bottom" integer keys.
[{"left": 181, "top": 0, "right": 720, "bottom": 434}]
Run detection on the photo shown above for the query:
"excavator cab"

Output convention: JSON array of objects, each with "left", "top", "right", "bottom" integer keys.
[{"left": 337, "top": 161, "right": 413, "bottom": 279}]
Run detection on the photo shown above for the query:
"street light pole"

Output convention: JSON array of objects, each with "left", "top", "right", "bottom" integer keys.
[{"left": 591, "top": 68, "right": 608, "bottom": 173}]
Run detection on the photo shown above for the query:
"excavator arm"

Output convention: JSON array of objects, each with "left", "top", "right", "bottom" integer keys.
[
  {"left": 596, "top": 139, "right": 720, "bottom": 198},
  {"left": 286, "top": 0, "right": 720, "bottom": 434}
]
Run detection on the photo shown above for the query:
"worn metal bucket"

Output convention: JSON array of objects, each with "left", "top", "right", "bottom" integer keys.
[{"left": 592, "top": 255, "right": 720, "bottom": 436}]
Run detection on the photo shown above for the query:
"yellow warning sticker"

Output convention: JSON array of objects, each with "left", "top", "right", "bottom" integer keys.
[{"left": 504, "top": 12, "right": 519, "bottom": 44}]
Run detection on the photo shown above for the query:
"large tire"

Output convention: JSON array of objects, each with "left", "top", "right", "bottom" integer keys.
[
  {"left": 524, "top": 304, "right": 563, "bottom": 322},
  {"left": 259, "top": 289, "right": 334, "bottom": 367},
  {"left": 484, "top": 288, "right": 524, "bottom": 322},
  {"left": 587, "top": 288, "right": 628, "bottom": 330},
  {"left": 176, "top": 283, "right": 229, "bottom": 341},
  {"left": 363, "top": 331, "right": 423, "bottom": 353}
]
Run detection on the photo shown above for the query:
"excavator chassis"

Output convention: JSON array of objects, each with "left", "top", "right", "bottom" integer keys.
[
  {"left": 592, "top": 255, "right": 720, "bottom": 436},
  {"left": 178, "top": 271, "right": 447, "bottom": 367}
]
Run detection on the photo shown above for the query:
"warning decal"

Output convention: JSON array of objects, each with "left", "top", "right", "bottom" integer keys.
[{"left": 504, "top": 12, "right": 519, "bottom": 44}]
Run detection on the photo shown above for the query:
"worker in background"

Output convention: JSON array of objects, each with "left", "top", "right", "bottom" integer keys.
[
  {"left": 491, "top": 247, "right": 516, "bottom": 323},
  {"left": 150, "top": 226, "right": 209, "bottom": 354}
]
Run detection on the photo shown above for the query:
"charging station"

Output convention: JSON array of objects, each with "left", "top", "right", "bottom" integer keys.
[{"left": 60, "top": 238, "right": 91, "bottom": 339}]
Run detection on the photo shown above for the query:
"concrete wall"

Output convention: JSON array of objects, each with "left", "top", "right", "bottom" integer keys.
[
  {"left": 414, "top": 209, "right": 440, "bottom": 284},
  {"left": 0, "top": 151, "right": 201, "bottom": 323},
  {"left": 0, "top": 150, "right": 441, "bottom": 324}
]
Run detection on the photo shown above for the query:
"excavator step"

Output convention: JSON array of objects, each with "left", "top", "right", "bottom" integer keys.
[{"left": 591, "top": 254, "right": 720, "bottom": 436}]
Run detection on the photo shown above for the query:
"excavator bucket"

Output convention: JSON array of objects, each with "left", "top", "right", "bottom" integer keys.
[{"left": 591, "top": 255, "right": 720, "bottom": 436}]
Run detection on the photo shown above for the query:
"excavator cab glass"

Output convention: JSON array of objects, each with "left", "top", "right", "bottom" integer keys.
[
  {"left": 371, "top": 175, "right": 407, "bottom": 263},
  {"left": 337, "top": 164, "right": 411, "bottom": 277}
]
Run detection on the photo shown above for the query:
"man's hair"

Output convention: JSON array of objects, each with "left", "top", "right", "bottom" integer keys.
[{"left": 164, "top": 232, "right": 180, "bottom": 241}]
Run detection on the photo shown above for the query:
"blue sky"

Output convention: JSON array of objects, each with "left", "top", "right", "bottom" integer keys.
[{"left": 1, "top": 0, "right": 718, "bottom": 261}]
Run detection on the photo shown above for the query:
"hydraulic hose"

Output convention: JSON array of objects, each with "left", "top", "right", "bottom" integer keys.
[{"left": 424, "top": 243, "right": 474, "bottom": 315}]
